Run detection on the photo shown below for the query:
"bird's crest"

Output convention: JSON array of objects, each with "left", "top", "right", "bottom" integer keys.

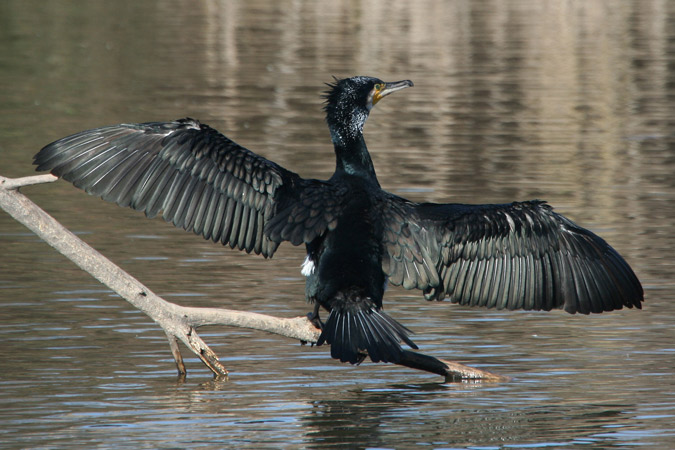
[{"left": 322, "top": 76, "right": 343, "bottom": 111}]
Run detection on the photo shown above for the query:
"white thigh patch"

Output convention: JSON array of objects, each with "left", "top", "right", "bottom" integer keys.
[{"left": 301, "top": 255, "right": 315, "bottom": 277}]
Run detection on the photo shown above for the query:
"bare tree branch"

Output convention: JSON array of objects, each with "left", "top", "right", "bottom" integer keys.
[
  {"left": 0, "top": 174, "right": 508, "bottom": 382},
  {"left": 1, "top": 173, "right": 58, "bottom": 189}
]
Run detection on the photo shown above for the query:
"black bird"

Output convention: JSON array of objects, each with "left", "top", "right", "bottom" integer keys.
[{"left": 34, "top": 76, "right": 643, "bottom": 365}]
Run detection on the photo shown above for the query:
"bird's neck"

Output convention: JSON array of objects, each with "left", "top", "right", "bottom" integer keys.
[
  {"left": 332, "top": 132, "right": 379, "bottom": 181},
  {"left": 328, "top": 115, "right": 379, "bottom": 182}
]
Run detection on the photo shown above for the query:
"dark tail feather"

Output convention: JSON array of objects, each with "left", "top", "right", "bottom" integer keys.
[{"left": 316, "top": 291, "right": 417, "bottom": 364}]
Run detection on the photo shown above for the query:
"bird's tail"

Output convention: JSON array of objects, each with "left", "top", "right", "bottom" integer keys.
[{"left": 316, "top": 289, "right": 418, "bottom": 364}]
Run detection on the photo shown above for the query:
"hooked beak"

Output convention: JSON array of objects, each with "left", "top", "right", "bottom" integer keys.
[{"left": 372, "top": 79, "right": 414, "bottom": 105}]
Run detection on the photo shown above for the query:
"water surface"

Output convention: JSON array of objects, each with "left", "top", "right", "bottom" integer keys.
[{"left": 1, "top": 1, "right": 674, "bottom": 449}]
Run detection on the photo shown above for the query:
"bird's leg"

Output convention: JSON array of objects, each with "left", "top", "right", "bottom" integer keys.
[
  {"left": 307, "top": 301, "right": 324, "bottom": 330},
  {"left": 299, "top": 302, "right": 324, "bottom": 346}
]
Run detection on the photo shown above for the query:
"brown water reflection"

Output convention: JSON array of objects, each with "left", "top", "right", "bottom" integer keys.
[{"left": 1, "top": 0, "right": 674, "bottom": 448}]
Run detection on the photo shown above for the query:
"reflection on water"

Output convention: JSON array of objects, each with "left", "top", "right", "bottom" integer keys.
[
  {"left": 1, "top": 0, "right": 675, "bottom": 448},
  {"left": 303, "top": 392, "right": 636, "bottom": 449}
]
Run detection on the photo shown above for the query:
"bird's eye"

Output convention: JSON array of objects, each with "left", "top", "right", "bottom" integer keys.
[{"left": 374, "top": 83, "right": 384, "bottom": 92}]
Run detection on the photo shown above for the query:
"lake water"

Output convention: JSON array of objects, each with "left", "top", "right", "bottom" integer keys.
[{"left": 1, "top": 1, "right": 674, "bottom": 449}]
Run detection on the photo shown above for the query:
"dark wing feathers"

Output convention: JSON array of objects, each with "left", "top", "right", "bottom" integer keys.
[
  {"left": 380, "top": 196, "right": 440, "bottom": 291},
  {"left": 34, "top": 118, "right": 336, "bottom": 257},
  {"left": 265, "top": 181, "right": 348, "bottom": 246},
  {"left": 36, "top": 119, "right": 643, "bottom": 317},
  {"left": 382, "top": 198, "right": 643, "bottom": 314}
]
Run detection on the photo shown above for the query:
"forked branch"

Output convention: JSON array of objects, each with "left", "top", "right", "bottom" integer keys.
[{"left": 0, "top": 174, "right": 508, "bottom": 382}]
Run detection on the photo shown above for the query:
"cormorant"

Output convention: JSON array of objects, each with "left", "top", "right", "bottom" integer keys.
[{"left": 34, "top": 76, "right": 643, "bottom": 365}]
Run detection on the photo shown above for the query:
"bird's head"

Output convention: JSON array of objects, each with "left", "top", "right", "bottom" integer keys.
[{"left": 323, "top": 76, "right": 413, "bottom": 145}]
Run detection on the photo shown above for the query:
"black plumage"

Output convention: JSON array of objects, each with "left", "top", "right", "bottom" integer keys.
[{"left": 34, "top": 76, "right": 643, "bottom": 365}]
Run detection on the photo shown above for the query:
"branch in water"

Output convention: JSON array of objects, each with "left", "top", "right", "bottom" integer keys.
[{"left": 0, "top": 174, "right": 507, "bottom": 382}]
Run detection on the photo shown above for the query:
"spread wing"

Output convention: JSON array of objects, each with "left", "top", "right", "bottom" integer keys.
[
  {"left": 34, "top": 118, "right": 340, "bottom": 256},
  {"left": 381, "top": 196, "right": 643, "bottom": 314}
]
